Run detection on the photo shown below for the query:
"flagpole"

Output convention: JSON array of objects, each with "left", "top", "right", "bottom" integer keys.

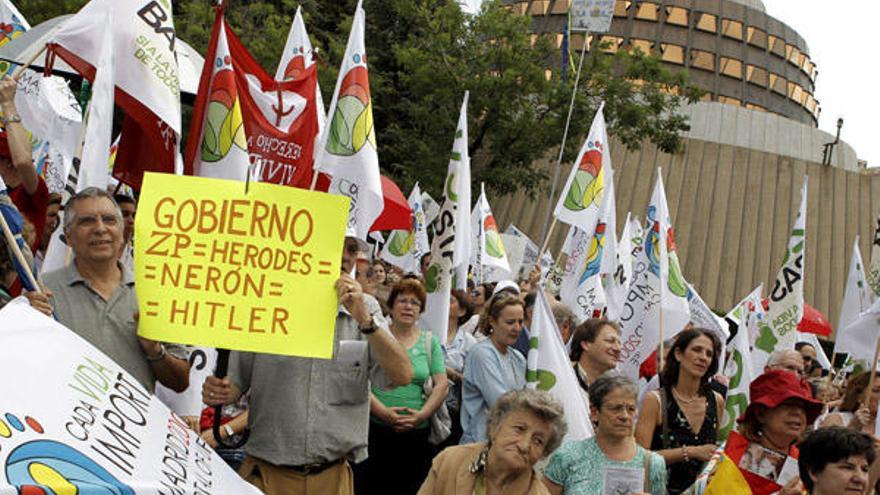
[
  {"left": 538, "top": 32, "right": 589, "bottom": 250},
  {"left": 11, "top": 45, "right": 47, "bottom": 80},
  {"left": 0, "top": 212, "right": 40, "bottom": 292}
]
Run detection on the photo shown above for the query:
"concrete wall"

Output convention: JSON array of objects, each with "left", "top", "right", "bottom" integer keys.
[{"left": 492, "top": 136, "right": 880, "bottom": 337}]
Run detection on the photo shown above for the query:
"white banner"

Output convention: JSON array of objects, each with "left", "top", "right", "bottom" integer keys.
[
  {"left": 570, "top": 0, "right": 615, "bottom": 33},
  {"left": 835, "top": 237, "right": 876, "bottom": 357},
  {"left": 0, "top": 300, "right": 259, "bottom": 494},
  {"left": 382, "top": 183, "right": 430, "bottom": 274}
]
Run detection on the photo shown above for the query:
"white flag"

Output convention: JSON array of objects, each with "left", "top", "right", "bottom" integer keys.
[
  {"left": 837, "top": 299, "right": 880, "bottom": 366},
  {"left": 835, "top": 238, "right": 876, "bottom": 356},
  {"left": 381, "top": 183, "right": 430, "bottom": 274},
  {"left": 527, "top": 289, "right": 594, "bottom": 441},
  {"left": 51, "top": 0, "right": 181, "bottom": 135},
  {"left": 553, "top": 102, "right": 610, "bottom": 234},
  {"left": 0, "top": 301, "right": 261, "bottom": 494},
  {"left": 316, "top": 0, "right": 383, "bottom": 240},
  {"left": 77, "top": 11, "right": 114, "bottom": 191},
  {"left": 448, "top": 93, "right": 472, "bottom": 290},
  {"left": 686, "top": 283, "right": 729, "bottom": 370},
  {"left": 0, "top": 0, "right": 28, "bottom": 34},
  {"left": 753, "top": 177, "right": 807, "bottom": 370},
  {"left": 615, "top": 171, "right": 690, "bottom": 378},
  {"left": 275, "top": 6, "right": 325, "bottom": 140},
  {"left": 192, "top": 21, "right": 251, "bottom": 181},
  {"left": 868, "top": 212, "right": 880, "bottom": 297},
  {"left": 559, "top": 171, "right": 617, "bottom": 323},
  {"left": 719, "top": 286, "right": 761, "bottom": 440},
  {"left": 471, "top": 183, "right": 512, "bottom": 283}
]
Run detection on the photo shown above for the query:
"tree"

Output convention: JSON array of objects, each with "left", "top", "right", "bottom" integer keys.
[{"left": 18, "top": 0, "right": 703, "bottom": 198}]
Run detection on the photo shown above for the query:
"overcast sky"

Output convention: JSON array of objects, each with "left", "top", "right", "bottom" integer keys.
[{"left": 763, "top": 1, "right": 880, "bottom": 167}]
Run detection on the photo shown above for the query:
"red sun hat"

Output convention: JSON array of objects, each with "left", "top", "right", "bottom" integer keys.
[{"left": 740, "top": 369, "right": 823, "bottom": 424}]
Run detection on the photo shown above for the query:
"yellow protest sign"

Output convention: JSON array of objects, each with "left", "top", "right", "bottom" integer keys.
[{"left": 135, "top": 172, "right": 350, "bottom": 358}]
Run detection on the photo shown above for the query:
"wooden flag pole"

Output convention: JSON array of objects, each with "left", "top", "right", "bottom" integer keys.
[
  {"left": 11, "top": 45, "right": 48, "bottom": 80},
  {"left": 0, "top": 211, "right": 40, "bottom": 292}
]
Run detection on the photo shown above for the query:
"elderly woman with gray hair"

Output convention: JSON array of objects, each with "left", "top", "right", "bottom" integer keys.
[
  {"left": 418, "top": 388, "right": 567, "bottom": 495},
  {"left": 544, "top": 373, "right": 667, "bottom": 495}
]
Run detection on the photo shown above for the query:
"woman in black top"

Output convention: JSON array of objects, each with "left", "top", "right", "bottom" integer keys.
[{"left": 635, "top": 328, "right": 725, "bottom": 494}]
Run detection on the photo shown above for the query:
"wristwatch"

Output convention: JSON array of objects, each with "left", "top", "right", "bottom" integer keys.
[
  {"left": 223, "top": 424, "right": 234, "bottom": 438},
  {"left": 1, "top": 114, "right": 21, "bottom": 125},
  {"left": 358, "top": 315, "right": 378, "bottom": 335},
  {"left": 146, "top": 344, "right": 167, "bottom": 362}
]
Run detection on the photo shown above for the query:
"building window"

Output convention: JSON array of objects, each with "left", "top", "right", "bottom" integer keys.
[
  {"left": 768, "top": 35, "right": 785, "bottom": 57},
  {"left": 690, "top": 50, "right": 715, "bottom": 71},
  {"left": 769, "top": 73, "right": 787, "bottom": 94},
  {"left": 665, "top": 6, "right": 688, "bottom": 26},
  {"left": 747, "top": 27, "right": 767, "bottom": 48},
  {"left": 570, "top": 33, "right": 591, "bottom": 51},
  {"left": 721, "top": 19, "right": 743, "bottom": 40},
  {"left": 720, "top": 57, "right": 743, "bottom": 79},
  {"left": 785, "top": 44, "right": 800, "bottom": 64},
  {"left": 718, "top": 95, "right": 742, "bottom": 106},
  {"left": 598, "top": 35, "right": 623, "bottom": 53},
  {"left": 551, "top": 0, "right": 570, "bottom": 14},
  {"left": 746, "top": 65, "right": 768, "bottom": 87},
  {"left": 696, "top": 13, "right": 717, "bottom": 33},
  {"left": 614, "top": 0, "right": 632, "bottom": 18},
  {"left": 660, "top": 44, "right": 685, "bottom": 64},
  {"left": 788, "top": 82, "right": 804, "bottom": 103},
  {"left": 635, "top": 2, "right": 659, "bottom": 21},
  {"left": 528, "top": 0, "right": 549, "bottom": 15},
  {"left": 629, "top": 38, "right": 653, "bottom": 54},
  {"left": 797, "top": 52, "right": 807, "bottom": 70}
]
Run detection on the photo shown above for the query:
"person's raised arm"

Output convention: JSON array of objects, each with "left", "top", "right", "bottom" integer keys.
[
  {"left": 0, "top": 76, "right": 37, "bottom": 194},
  {"left": 336, "top": 273, "right": 412, "bottom": 386}
]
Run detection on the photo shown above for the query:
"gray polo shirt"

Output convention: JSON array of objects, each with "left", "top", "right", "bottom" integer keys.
[
  {"left": 43, "top": 263, "right": 187, "bottom": 393},
  {"left": 229, "top": 293, "right": 392, "bottom": 466}
]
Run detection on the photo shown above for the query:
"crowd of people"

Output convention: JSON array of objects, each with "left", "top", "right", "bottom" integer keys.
[{"left": 2, "top": 76, "right": 880, "bottom": 495}]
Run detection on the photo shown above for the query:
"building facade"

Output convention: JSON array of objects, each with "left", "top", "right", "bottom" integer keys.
[{"left": 493, "top": 0, "right": 872, "bottom": 333}]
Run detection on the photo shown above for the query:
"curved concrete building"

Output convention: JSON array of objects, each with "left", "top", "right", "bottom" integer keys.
[{"left": 493, "top": 0, "right": 874, "bottom": 332}]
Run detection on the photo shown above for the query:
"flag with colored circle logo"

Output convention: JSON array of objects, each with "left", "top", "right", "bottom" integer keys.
[
  {"left": 752, "top": 177, "right": 807, "bottom": 371},
  {"left": 315, "top": 0, "right": 383, "bottom": 240},
  {"left": 527, "top": 289, "right": 593, "bottom": 442},
  {"left": 615, "top": 171, "right": 690, "bottom": 379},
  {"left": 381, "top": 182, "right": 430, "bottom": 274},
  {"left": 0, "top": 301, "right": 261, "bottom": 495},
  {"left": 553, "top": 102, "right": 610, "bottom": 234},
  {"left": 191, "top": 16, "right": 249, "bottom": 181},
  {"left": 470, "top": 183, "right": 511, "bottom": 284},
  {"left": 559, "top": 169, "right": 618, "bottom": 323}
]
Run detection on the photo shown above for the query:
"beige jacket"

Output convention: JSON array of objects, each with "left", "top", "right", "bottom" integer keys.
[{"left": 417, "top": 443, "right": 550, "bottom": 495}]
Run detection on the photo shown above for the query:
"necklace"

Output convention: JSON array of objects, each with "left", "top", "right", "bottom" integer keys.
[{"left": 671, "top": 387, "right": 702, "bottom": 405}]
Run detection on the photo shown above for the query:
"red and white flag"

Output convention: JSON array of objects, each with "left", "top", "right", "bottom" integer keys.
[
  {"left": 49, "top": 0, "right": 182, "bottom": 190},
  {"left": 184, "top": 8, "right": 320, "bottom": 186},
  {"left": 276, "top": 6, "right": 325, "bottom": 138}
]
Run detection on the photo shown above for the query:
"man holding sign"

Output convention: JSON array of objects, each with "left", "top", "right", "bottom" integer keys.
[
  {"left": 202, "top": 235, "right": 412, "bottom": 495},
  {"left": 33, "top": 188, "right": 191, "bottom": 393}
]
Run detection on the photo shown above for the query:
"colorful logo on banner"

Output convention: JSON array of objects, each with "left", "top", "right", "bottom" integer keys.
[
  {"left": 1, "top": 412, "right": 135, "bottom": 494},
  {"left": 387, "top": 229, "right": 415, "bottom": 257},
  {"left": 0, "top": 16, "right": 26, "bottom": 47},
  {"left": 563, "top": 140, "right": 604, "bottom": 212},
  {"left": 202, "top": 56, "right": 247, "bottom": 163},
  {"left": 578, "top": 222, "right": 606, "bottom": 285},
  {"left": 645, "top": 206, "right": 688, "bottom": 298},
  {"left": 484, "top": 215, "right": 505, "bottom": 259},
  {"left": 327, "top": 63, "right": 375, "bottom": 157},
  {"left": 282, "top": 46, "right": 308, "bottom": 80}
]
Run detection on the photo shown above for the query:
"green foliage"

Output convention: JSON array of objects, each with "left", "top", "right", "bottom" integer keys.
[{"left": 18, "top": 0, "right": 704, "bottom": 199}]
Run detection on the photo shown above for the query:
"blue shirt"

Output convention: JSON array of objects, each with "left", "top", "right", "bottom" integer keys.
[{"left": 460, "top": 339, "right": 526, "bottom": 444}]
